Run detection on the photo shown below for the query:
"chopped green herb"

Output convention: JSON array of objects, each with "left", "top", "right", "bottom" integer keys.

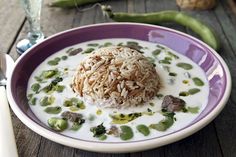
[
  {"left": 164, "top": 57, "right": 172, "bottom": 61},
  {"left": 120, "top": 125, "right": 133, "bottom": 140},
  {"left": 47, "top": 60, "right": 58, "bottom": 66},
  {"left": 156, "top": 94, "right": 164, "bottom": 99},
  {"left": 68, "top": 48, "right": 82, "bottom": 56},
  {"left": 61, "top": 56, "right": 68, "bottom": 60},
  {"left": 159, "top": 60, "right": 171, "bottom": 64},
  {"left": 40, "top": 96, "right": 55, "bottom": 106},
  {"left": 192, "top": 77, "right": 204, "bottom": 86},
  {"left": 147, "top": 108, "right": 152, "bottom": 112},
  {"left": 66, "top": 48, "right": 74, "bottom": 53},
  {"left": 76, "top": 100, "right": 85, "bottom": 109},
  {"left": 87, "top": 43, "right": 99, "bottom": 47},
  {"left": 136, "top": 124, "right": 150, "bottom": 136},
  {"left": 169, "top": 72, "right": 177, "bottom": 76},
  {"left": 54, "top": 57, "right": 61, "bottom": 62},
  {"left": 149, "top": 102, "right": 154, "bottom": 106},
  {"left": 48, "top": 117, "right": 68, "bottom": 132},
  {"left": 179, "top": 91, "right": 189, "bottom": 97},
  {"left": 54, "top": 85, "right": 65, "bottom": 93},
  {"left": 31, "top": 83, "right": 40, "bottom": 93},
  {"left": 176, "top": 63, "right": 193, "bottom": 70},
  {"left": 82, "top": 48, "right": 95, "bottom": 54},
  {"left": 44, "top": 106, "right": 62, "bottom": 114},
  {"left": 103, "top": 42, "right": 113, "bottom": 47},
  {"left": 90, "top": 123, "right": 106, "bottom": 137},
  {"left": 188, "top": 88, "right": 201, "bottom": 95},
  {"left": 63, "top": 100, "right": 72, "bottom": 107},
  {"left": 126, "top": 41, "right": 143, "bottom": 53},
  {"left": 152, "top": 49, "right": 161, "bottom": 56},
  {"left": 42, "top": 77, "right": 63, "bottom": 93},
  {"left": 27, "top": 93, "right": 33, "bottom": 100}
]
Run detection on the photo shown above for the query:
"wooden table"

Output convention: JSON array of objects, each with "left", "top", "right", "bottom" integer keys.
[{"left": 1, "top": 0, "right": 236, "bottom": 156}]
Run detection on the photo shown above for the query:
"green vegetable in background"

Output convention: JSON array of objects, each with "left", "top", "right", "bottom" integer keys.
[
  {"left": 50, "top": 0, "right": 105, "bottom": 8},
  {"left": 102, "top": 5, "right": 220, "bottom": 50}
]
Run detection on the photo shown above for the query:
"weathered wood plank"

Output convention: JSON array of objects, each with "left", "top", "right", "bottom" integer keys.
[
  {"left": 219, "top": 0, "right": 236, "bottom": 28},
  {"left": 15, "top": 125, "right": 42, "bottom": 157},
  {"left": 38, "top": 137, "right": 74, "bottom": 157},
  {"left": 146, "top": 0, "right": 185, "bottom": 31},
  {"left": 214, "top": 1, "right": 236, "bottom": 54},
  {"left": 74, "top": 150, "right": 128, "bottom": 157},
  {"left": 0, "top": 0, "right": 25, "bottom": 54},
  {"left": 165, "top": 123, "right": 222, "bottom": 157}
]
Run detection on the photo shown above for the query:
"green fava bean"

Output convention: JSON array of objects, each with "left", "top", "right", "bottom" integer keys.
[
  {"left": 188, "top": 88, "right": 200, "bottom": 95},
  {"left": 42, "top": 69, "right": 58, "bottom": 79},
  {"left": 40, "top": 96, "right": 55, "bottom": 106},
  {"left": 83, "top": 48, "right": 95, "bottom": 54},
  {"left": 29, "top": 97, "right": 37, "bottom": 105},
  {"left": 176, "top": 63, "right": 193, "bottom": 70},
  {"left": 120, "top": 125, "right": 133, "bottom": 141},
  {"left": 48, "top": 117, "right": 68, "bottom": 132},
  {"left": 31, "top": 83, "right": 40, "bottom": 93},
  {"left": 136, "top": 124, "right": 150, "bottom": 136},
  {"left": 70, "top": 122, "right": 82, "bottom": 131},
  {"left": 47, "top": 60, "right": 58, "bottom": 66},
  {"left": 99, "top": 134, "right": 107, "bottom": 141},
  {"left": 192, "top": 77, "right": 204, "bottom": 86},
  {"left": 61, "top": 55, "right": 68, "bottom": 60},
  {"left": 187, "top": 106, "right": 200, "bottom": 114},
  {"left": 44, "top": 106, "right": 62, "bottom": 114},
  {"left": 152, "top": 49, "right": 161, "bottom": 56}
]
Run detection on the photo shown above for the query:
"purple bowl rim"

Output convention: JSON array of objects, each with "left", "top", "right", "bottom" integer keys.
[{"left": 7, "top": 22, "right": 232, "bottom": 152}]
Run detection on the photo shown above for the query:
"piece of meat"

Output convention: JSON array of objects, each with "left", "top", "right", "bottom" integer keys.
[
  {"left": 61, "top": 111, "right": 85, "bottom": 124},
  {"left": 162, "top": 95, "right": 186, "bottom": 112}
]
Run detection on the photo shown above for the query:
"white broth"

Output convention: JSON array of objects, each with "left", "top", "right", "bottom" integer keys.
[{"left": 27, "top": 38, "right": 209, "bottom": 142}]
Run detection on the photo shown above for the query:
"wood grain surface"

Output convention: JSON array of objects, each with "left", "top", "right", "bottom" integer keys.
[{"left": 1, "top": 0, "right": 236, "bottom": 156}]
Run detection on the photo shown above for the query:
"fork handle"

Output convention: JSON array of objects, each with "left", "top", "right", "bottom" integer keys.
[{"left": 0, "top": 86, "right": 18, "bottom": 157}]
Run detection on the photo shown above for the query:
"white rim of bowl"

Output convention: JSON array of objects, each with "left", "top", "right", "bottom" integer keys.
[{"left": 7, "top": 22, "right": 232, "bottom": 153}]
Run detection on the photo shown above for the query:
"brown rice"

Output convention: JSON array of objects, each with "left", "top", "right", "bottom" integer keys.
[{"left": 72, "top": 46, "right": 160, "bottom": 108}]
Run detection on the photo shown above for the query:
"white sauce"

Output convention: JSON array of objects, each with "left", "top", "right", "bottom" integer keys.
[{"left": 27, "top": 38, "right": 209, "bottom": 142}]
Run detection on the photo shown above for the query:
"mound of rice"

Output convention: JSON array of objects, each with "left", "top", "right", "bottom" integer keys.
[{"left": 72, "top": 46, "right": 160, "bottom": 108}]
